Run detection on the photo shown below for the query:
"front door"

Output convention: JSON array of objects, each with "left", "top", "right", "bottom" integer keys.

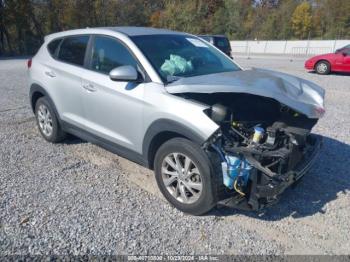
[
  {"left": 342, "top": 50, "right": 350, "bottom": 72},
  {"left": 334, "top": 50, "right": 350, "bottom": 72},
  {"left": 81, "top": 35, "right": 145, "bottom": 152}
]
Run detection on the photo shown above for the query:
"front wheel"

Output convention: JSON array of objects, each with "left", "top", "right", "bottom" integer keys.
[
  {"left": 315, "top": 61, "right": 331, "bottom": 75},
  {"left": 154, "top": 138, "right": 217, "bottom": 215}
]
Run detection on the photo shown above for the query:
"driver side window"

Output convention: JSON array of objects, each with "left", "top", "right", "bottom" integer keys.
[{"left": 91, "top": 36, "right": 137, "bottom": 74}]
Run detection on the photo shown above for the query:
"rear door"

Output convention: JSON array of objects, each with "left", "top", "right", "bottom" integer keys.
[
  {"left": 48, "top": 35, "right": 90, "bottom": 128},
  {"left": 80, "top": 35, "right": 145, "bottom": 152}
]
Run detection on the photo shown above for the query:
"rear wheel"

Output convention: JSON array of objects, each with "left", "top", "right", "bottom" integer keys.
[
  {"left": 35, "top": 97, "right": 66, "bottom": 143},
  {"left": 315, "top": 61, "right": 331, "bottom": 75},
  {"left": 154, "top": 138, "right": 217, "bottom": 215}
]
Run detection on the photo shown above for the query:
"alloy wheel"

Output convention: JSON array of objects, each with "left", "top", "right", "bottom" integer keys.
[
  {"left": 37, "top": 104, "right": 53, "bottom": 137},
  {"left": 317, "top": 62, "right": 328, "bottom": 74},
  {"left": 161, "top": 153, "right": 203, "bottom": 204}
]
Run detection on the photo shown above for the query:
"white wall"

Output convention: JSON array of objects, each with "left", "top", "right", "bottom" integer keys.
[{"left": 231, "top": 40, "right": 350, "bottom": 56}]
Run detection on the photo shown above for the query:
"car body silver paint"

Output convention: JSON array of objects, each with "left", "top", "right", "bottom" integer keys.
[
  {"left": 29, "top": 27, "right": 324, "bottom": 156},
  {"left": 102, "top": 26, "right": 188, "bottom": 36},
  {"left": 109, "top": 65, "right": 138, "bottom": 81},
  {"left": 29, "top": 27, "right": 219, "bottom": 154},
  {"left": 165, "top": 68, "right": 325, "bottom": 119},
  {"left": 79, "top": 67, "right": 218, "bottom": 153}
]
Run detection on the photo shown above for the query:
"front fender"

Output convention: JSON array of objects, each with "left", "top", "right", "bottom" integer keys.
[{"left": 142, "top": 118, "right": 211, "bottom": 165}]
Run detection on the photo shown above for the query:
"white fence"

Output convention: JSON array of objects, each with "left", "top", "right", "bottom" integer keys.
[{"left": 231, "top": 40, "right": 350, "bottom": 56}]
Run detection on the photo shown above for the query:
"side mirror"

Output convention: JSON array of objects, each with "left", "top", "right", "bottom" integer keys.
[
  {"left": 109, "top": 65, "right": 139, "bottom": 82},
  {"left": 342, "top": 52, "right": 347, "bottom": 56}
]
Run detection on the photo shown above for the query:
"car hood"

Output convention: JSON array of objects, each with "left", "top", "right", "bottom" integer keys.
[
  {"left": 309, "top": 53, "right": 335, "bottom": 60},
  {"left": 165, "top": 68, "right": 325, "bottom": 119}
]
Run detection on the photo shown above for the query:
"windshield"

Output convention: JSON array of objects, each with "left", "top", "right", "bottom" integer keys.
[{"left": 131, "top": 34, "right": 240, "bottom": 83}]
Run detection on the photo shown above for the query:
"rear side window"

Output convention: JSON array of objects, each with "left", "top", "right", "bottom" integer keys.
[
  {"left": 91, "top": 36, "right": 137, "bottom": 74},
  {"left": 58, "top": 35, "right": 89, "bottom": 66},
  {"left": 214, "top": 37, "right": 230, "bottom": 48},
  {"left": 47, "top": 38, "right": 62, "bottom": 58}
]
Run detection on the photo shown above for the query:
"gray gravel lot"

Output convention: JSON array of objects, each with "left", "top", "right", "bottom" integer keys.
[{"left": 0, "top": 57, "right": 349, "bottom": 255}]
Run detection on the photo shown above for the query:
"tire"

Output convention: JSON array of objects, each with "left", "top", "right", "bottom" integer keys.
[
  {"left": 154, "top": 137, "right": 217, "bottom": 215},
  {"left": 35, "top": 97, "right": 66, "bottom": 143},
  {"left": 315, "top": 61, "right": 331, "bottom": 75}
]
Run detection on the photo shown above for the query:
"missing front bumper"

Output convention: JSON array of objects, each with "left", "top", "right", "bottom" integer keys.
[{"left": 218, "top": 134, "right": 323, "bottom": 211}]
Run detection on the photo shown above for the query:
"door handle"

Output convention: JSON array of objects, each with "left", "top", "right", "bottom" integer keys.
[
  {"left": 45, "top": 71, "right": 56, "bottom": 78},
  {"left": 82, "top": 83, "right": 97, "bottom": 92}
]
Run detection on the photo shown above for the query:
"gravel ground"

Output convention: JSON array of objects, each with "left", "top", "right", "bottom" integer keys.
[{"left": 0, "top": 57, "right": 349, "bottom": 255}]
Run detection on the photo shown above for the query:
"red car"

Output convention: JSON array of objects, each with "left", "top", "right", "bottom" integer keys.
[{"left": 305, "top": 44, "right": 350, "bottom": 75}]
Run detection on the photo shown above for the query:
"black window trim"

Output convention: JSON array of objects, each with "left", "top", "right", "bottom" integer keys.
[
  {"left": 85, "top": 34, "right": 150, "bottom": 82},
  {"left": 49, "top": 34, "right": 91, "bottom": 69},
  {"left": 47, "top": 37, "right": 63, "bottom": 59},
  {"left": 46, "top": 33, "right": 150, "bottom": 82}
]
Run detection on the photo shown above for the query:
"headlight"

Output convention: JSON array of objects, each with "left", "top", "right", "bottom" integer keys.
[{"left": 314, "top": 106, "right": 326, "bottom": 118}]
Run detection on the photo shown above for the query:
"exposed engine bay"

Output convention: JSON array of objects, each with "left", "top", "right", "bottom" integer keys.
[{"left": 180, "top": 92, "right": 322, "bottom": 210}]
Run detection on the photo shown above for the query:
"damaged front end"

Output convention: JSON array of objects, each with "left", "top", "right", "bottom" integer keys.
[
  {"left": 199, "top": 94, "right": 323, "bottom": 211},
  {"left": 166, "top": 69, "right": 325, "bottom": 211}
]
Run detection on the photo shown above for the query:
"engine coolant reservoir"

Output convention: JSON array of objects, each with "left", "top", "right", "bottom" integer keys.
[{"left": 221, "top": 156, "right": 252, "bottom": 189}]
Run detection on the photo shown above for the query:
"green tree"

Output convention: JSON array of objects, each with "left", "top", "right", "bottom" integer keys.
[
  {"left": 212, "top": 0, "right": 254, "bottom": 39},
  {"left": 291, "top": 2, "right": 313, "bottom": 39},
  {"left": 1, "top": 0, "right": 350, "bottom": 56},
  {"left": 313, "top": 0, "right": 350, "bottom": 39},
  {"left": 276, "top": 0, "right": 298, "bottom": 39},
  {"left": 259, "top": 11, "right": 279, "bottom": 39},
  {"left": 155, "top": 0, "right": 213, "bottom": 34},
  {"left": 114, "top": 0, "right": 148, "bottom": 26},
  {"left": 0, "top": 0, "right": 13, "bottom": 54}
]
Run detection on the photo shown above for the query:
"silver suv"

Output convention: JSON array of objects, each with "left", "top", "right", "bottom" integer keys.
[{"left": 28, "top": 27, "right": 324, "bottom": 215}]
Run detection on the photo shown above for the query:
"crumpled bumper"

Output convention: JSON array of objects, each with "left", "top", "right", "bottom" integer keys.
[{"left": 220, "top": 134, "right": 323, "bottom": 211}]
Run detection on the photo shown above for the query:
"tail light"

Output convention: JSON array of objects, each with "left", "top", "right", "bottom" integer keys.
[{"left": 27, "top": 58, "right": 32, "bottom": 69}]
